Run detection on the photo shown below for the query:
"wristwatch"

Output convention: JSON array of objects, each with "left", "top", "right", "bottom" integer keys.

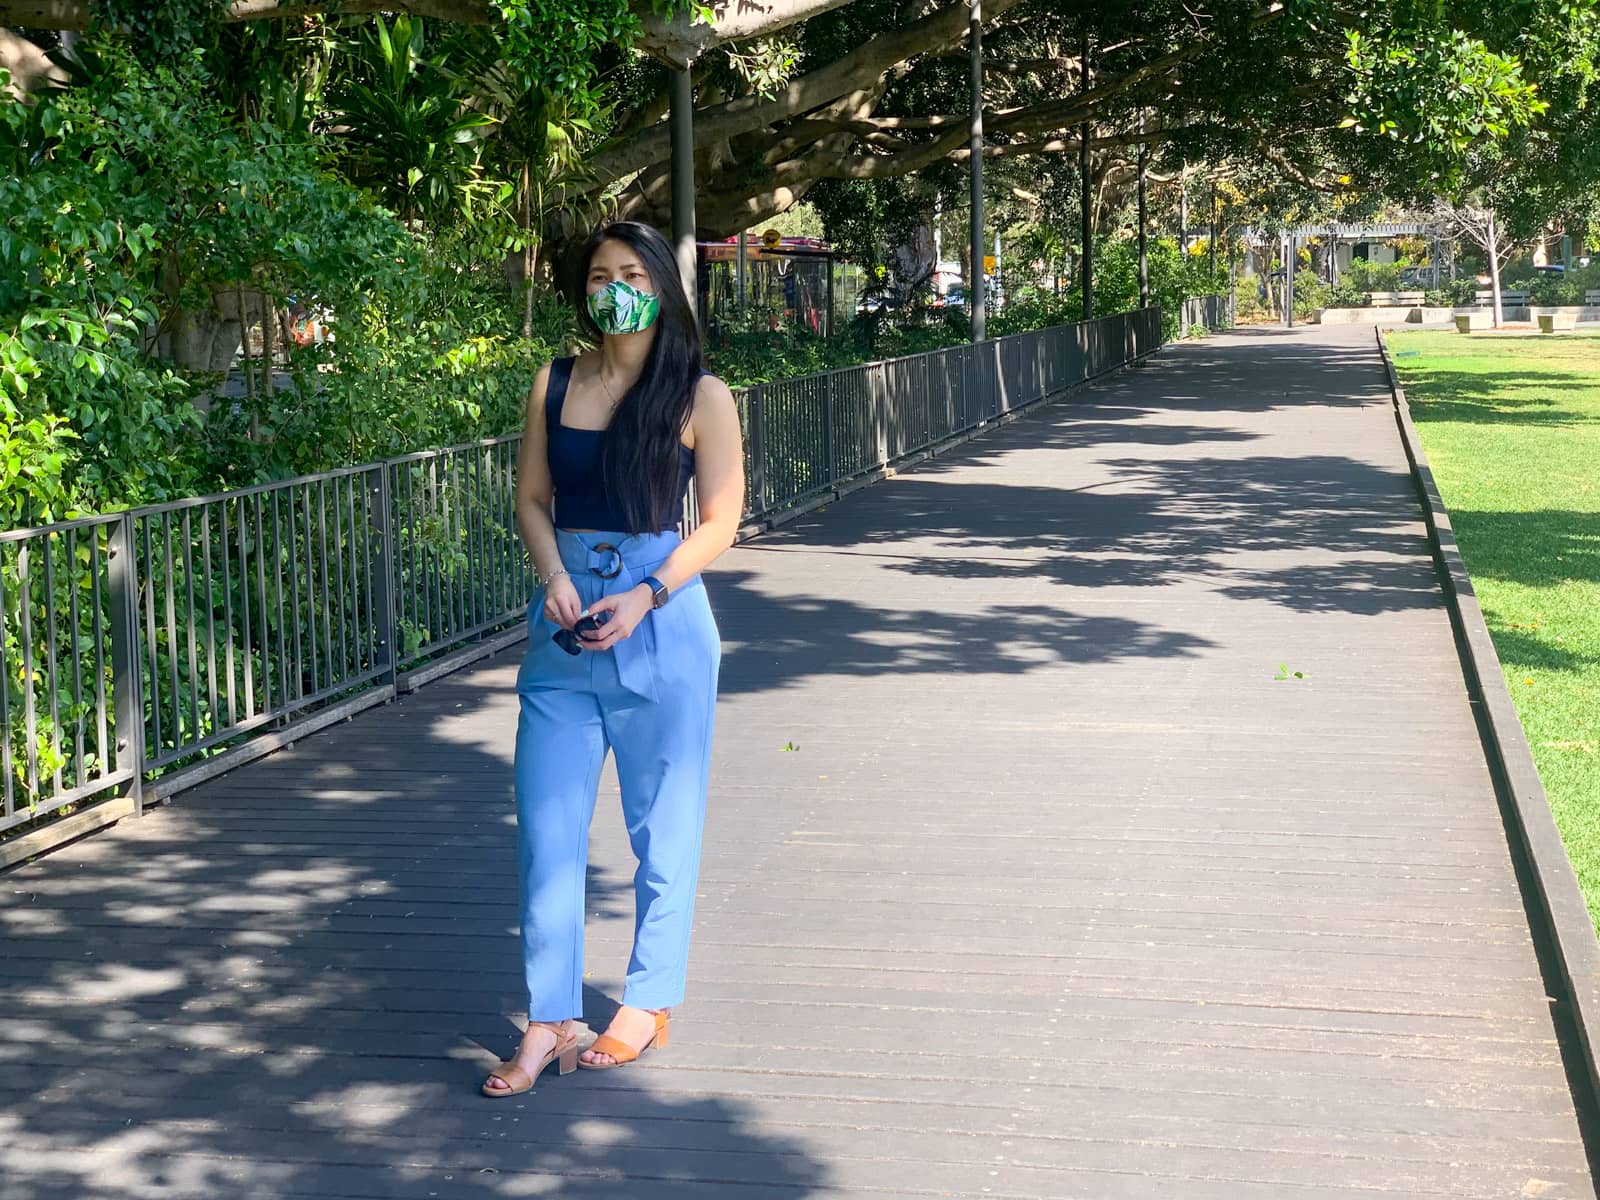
[{"left": 641, "top": 575, "right": 669, "bottom": 609}]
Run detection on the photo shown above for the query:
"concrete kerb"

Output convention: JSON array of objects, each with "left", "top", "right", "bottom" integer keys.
[{"left": 1375, "top": 326, "right": 1600, "bottom": 1116}]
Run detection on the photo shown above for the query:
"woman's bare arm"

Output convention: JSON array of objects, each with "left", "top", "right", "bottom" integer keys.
[{"left": 514, "top": 362, "right": 582, "bottom": 628}]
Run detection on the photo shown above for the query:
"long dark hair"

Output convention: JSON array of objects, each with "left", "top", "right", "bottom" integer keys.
[{"left": 572, "top": 221, "right": 703, "bottom": 534}]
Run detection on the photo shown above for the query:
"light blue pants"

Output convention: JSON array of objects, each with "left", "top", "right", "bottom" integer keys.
[{"left": 514, "top": 530, "right": 720, "bottom": 1021}]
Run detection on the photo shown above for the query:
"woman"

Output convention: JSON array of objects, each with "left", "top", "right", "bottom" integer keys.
[{"left": 482, "top": 221, "right": 744, "bottom": 1097}]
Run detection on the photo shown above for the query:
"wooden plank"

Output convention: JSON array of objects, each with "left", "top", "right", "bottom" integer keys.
[{"left": 1, "top": 324, "right": 1595, "bottom": 1199}]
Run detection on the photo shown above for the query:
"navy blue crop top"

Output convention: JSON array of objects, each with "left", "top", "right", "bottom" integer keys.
[{"left": 545, "top": 356, "right": 696, "bottom": 532}]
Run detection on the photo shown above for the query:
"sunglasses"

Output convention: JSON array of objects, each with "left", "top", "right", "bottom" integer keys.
[{"left": 552, "top": 610, "right": 611, "bottom": 655}]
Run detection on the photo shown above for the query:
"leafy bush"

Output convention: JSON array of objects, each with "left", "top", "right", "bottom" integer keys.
[
  {"left": 707, "top": 318, "right": 972, "bottom": 387},
  {"left": 1327, "top": 280, "right": 1369, "bottom": 308},
  {"left": 1503, "top": 265, "right": 1600, "bottom": 306},
  {"left": 0, "top": 42, "right": 574, "bottom": 529},
  {"left": 1294, "top": 269, "right": 1331, "bottom": 319},
  {"left": 1091, "top": 236, "right": 1228, "bottom": 339},
  {"left": 985, "top": 292, "right": 1085, "bottom": 339},
  {"left": 1343, "top": 259, "right": 1404, "bottom": 294}
]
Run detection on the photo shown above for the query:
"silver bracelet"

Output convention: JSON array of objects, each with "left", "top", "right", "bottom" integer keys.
[{"left": 544, "top": 569, "right": 569, "bottom": 582}]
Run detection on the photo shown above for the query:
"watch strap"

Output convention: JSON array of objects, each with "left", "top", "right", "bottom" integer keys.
[{"left": 642, "top": 574, "right": 669, "bottom": 609}]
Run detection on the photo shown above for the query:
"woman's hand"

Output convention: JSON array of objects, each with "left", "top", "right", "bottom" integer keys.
[
  {"left": 543, "top": 573, "right": 583, "bottom": 629},
  {"left": 577, "top": 584, "right": 654, "bottom": 652}
]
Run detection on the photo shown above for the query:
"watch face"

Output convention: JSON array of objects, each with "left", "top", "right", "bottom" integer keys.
[{"left": 652, "top": 583, "right": 669, "bottom": 609}]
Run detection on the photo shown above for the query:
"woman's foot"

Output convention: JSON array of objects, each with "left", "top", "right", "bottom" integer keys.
[
  {"left": 579, "top": 1006, "right": 668, "bottom": 1067},
  {"left": 483, "top": 1020, "right": 573, "bottom": 1094}
]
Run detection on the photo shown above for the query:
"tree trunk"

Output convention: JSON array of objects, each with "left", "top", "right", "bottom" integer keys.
[
  {"left": 522, "top": 161, "right": 536, "bottom": 339},
  {"left": 1487, "top": 210, "right": 1504, "bottom": 329}
]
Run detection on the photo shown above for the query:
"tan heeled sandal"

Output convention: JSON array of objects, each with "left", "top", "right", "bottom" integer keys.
[
  {"left": 578, "top": 1009, "right": 670, "bottom": 1070},
  {"left": 481, "top": 1020, "right": 579, "bottom": 1097}
]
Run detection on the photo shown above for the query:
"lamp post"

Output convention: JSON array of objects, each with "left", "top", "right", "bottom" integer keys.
[
  {"left": 669, "top": 67, "right": 697, "bottom": 321},
  {"left": 968, "top": 0, "right": 985, "bottom": 342}
]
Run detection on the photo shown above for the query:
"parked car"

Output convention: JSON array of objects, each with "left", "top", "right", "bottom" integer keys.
[{"left": 854, "top": 293, "right": 899, "bottom": 316}]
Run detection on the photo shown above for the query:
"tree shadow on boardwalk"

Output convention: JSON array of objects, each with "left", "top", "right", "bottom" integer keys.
[
  {"left": 708, "top": 331, "right": 1445, "bottom": 697},
  {"left": 0, "top": 670, "right": 830, "bottom": 1199}
]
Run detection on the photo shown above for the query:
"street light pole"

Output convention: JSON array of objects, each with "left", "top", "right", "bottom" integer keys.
[
  {"left": 1284, "top": 233, "right": 1295, "bottom": 329},
  {"left": 1136, "top": 114, "right": 1149, "bottom": 310},
  {"left": 968, "top": 0, "right": 985, "bottom": 342},
  {"left": 669, "top": 67, "right": 698, "bottom": 323},
  {"left": 1079, "top": 27, "right": 1093, "bottom": 320}
]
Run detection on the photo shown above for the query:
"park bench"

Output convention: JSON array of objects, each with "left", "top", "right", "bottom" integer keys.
[
  {"left": 1586, "top": 289, "right": 1600, "bottom": 306},
  {"left": 1365, "top": 291, "right": 1426, "bottom": 307},
  {"left": 1475, "top": 289, "right": 1531, "bottom": 308}
]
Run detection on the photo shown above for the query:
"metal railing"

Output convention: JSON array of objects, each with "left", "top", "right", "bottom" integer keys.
[
  {"left": 1, "top": 307, "right": 1163, "bottom": 861},
  {"left": 1180, "top": 294, "right": 1235, "bottom": 336}
]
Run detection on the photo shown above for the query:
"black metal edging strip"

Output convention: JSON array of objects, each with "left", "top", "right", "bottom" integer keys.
[{"left": 1375, "top": 326, "right": 1600, "bottom": 1115}]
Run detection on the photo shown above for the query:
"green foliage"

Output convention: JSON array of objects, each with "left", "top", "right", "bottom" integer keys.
[
  {"left": 1092, "top": 237, "right": 1229, "bottom": 339},
  {"left": 204, "top": 248, "right": 573, "bottom": 481},
  {"left": 325, "top": 16, "right": 507, "bottom": 226},
  {"left": 0, "top": 54, "right": 208, "bottom": 526},
  {"left": 1328, "top": 279, "right": 1369, "bottom": 308},
  {"left": 808, "top": 176, "right": 936, "bottom": 287},
  {"left": 0, "top": 39, "right": 561, "bottom": 529},
  {"left": 1343, "top": 26, "right": 1546, "bottom": 162},
  {"left": 1343, "top": 260, "right": 1404, "bottom": 293},
  {"left": 1293, "top": 269, "right": 1330, "bottom": 319},
  {"left": 986, "top": 293, "right": 1087, "bottom": 340},
  {"left": 706, "top": 320, "right": 967, "bottom": 387},
  {"left": 491, "top": 0, "right": 701, "bottom": 120},
  {"left": 1487, "top": 263, "right": 1600, "bottom": 305},
  {"left": 90, "top": 0, "right": 229, "bottom": 62}
]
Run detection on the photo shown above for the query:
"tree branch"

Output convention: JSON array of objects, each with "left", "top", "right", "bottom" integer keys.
[
  {"left": 0, "top": 0, "right": 863, "bottom": 64},
  {"left": 581, "top": 0, "right": 1028, "bottom": 192},
  {"left": 0, "top": 0, "right": 496, "bottom": 27}
]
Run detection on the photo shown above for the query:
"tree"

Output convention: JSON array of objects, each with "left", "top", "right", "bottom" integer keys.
[{"left": 1436, "top": 197, "right": 1514, "bottom": 325}]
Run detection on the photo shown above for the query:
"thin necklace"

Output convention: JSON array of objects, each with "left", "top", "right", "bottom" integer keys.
[{"left": 596, "top": 365, "right": 624, "bottom": 412}]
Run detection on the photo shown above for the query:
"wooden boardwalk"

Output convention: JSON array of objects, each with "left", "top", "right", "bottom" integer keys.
[{"left": 4, "top": 325, "right": 1597, "bottom": 1199}]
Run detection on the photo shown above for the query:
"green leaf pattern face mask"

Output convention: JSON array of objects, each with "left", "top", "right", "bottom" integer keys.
[{"left": 587, "top": 279, "right": 661, "bottom": 335}]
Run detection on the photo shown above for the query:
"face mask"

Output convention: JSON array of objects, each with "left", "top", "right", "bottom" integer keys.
[{"left": 587, "top": 279, "right": 661, "bottom": 335}]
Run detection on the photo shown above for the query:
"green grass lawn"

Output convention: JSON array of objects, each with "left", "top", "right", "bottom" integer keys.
[{"left": 1386, "top": 330, "right": 1600, "bottom": 925}]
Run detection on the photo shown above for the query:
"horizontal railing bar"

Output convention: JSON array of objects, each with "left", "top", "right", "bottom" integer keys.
[
  {"left": 141, "top": 666, "right": 393, "bottom": 769},
  {"left": 0, "top": 769, "right": 139, "bottom": 834},
  {"left": 406, "top": 611, "right": 529, "bottom": 661},
  {"left": 379, "top": 433, "right": 522, "bottom": 467},
  {"left": 123, "top": 465, "right": 382, "bottom": 520},
  {"left": 0, "top": 513, "right": 122, "bottom": 544}
]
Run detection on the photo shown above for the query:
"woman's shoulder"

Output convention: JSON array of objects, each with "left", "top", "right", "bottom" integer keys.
[
  {"left": 525, "top": 354, "right": 577, "bottom": 416},
  {"left": 692, "top": 370, "right": 734, "bottom": 404}
]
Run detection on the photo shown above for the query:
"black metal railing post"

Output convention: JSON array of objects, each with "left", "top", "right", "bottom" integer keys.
[
  {"left": 821, "top": 373, "right": 836, "bottom": 489},
  {"left": 106, "top": 514, "right": 145, "bottom": 815},
  {"left": 747, "top": 386, "right": 768, "bottom": 518},
  {"left": 372, "top": 467, "right": 399, "bottom": 688}
]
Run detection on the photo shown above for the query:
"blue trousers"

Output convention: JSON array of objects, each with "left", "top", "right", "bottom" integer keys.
[{"left": 514, "top": 530, "right": 720, "bottom": 1021}]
